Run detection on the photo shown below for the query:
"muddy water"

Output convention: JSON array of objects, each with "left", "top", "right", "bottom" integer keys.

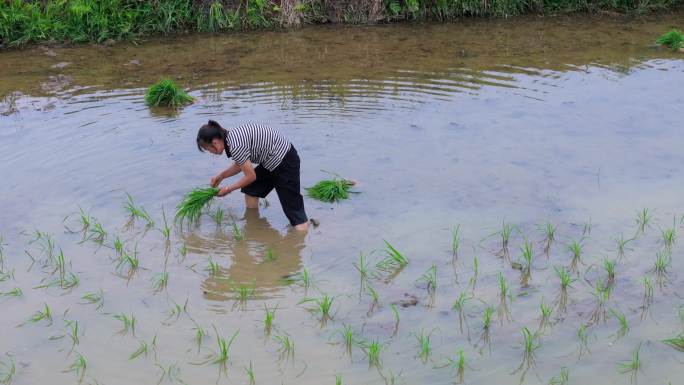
[{"left": 1, "top": 12, "right": 684, "bottom": 385}]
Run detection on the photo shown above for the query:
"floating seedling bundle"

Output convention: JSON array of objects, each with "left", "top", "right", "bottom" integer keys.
[
  {"left": 656, "top": 29, "right": 684, "bottom": 52},
  {"left": 306, "top": 172, "right": 356, "bottom": 203},
  {"left": 175, "top": 187, "right": 220, "bottom": 224},
  {"left": 145, "top": 79, "right": 194, "bottom": 108}
]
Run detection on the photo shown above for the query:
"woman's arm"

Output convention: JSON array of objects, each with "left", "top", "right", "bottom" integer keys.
[
  {"left": 218, "top": 161, "right": 257, "bottom": 196},
  {"left": 211, "top": 162, "right": 242, "bottom": 187}
]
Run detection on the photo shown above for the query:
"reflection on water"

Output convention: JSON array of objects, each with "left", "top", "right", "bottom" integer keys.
[{"left": 182, "top": 209, "right": 305, "bottom": 300}]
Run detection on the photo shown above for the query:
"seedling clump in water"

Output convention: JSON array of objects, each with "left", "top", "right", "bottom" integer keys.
[
  {"left": 175, "top": 187, "right": 220, "bottom": 225},
  {"left": 656, "top": 29, "right": 684, "bottom": 51},
  {"left": 306, "top": 175, "right": 355, "bottom": 203},
  {"left": 145, "top": 78, "right": 194, "bottom": 108}
]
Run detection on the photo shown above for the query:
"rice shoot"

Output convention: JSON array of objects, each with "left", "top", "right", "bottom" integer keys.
[
  {"left": 657, "top": 29, "right": 684, "bottom": 51},
  {"left": 306, "top": 176, "right": 355, "bottom": 203},
  {"left": 175, "top": 187, "right": 220, "bottom": 224}
]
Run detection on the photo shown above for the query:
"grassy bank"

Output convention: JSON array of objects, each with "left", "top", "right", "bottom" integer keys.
[{"left": 1, "top": 0, "right": 681, "bottom": 48}]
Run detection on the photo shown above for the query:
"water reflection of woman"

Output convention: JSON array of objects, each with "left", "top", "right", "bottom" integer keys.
[{"left": 196, "top": 209, "right": 306, "bottom": 301}]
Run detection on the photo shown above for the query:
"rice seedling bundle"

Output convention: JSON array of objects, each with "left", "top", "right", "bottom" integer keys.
[
  {"left": 175, "top": 187, "right": 220, "bottom": 224},
  {"left": 145, "top": 79, "right": 194, "bottom": 108},
  {"left": 657, "top": 29, "right": 684, "bottom": 51},
  {"left": 306, "top": 176, "right": 355, "bottom": 203}
]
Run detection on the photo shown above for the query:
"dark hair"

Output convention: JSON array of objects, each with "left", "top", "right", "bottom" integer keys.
[{"left": 196, "top": 120, "right": 228, "bottom": 152}]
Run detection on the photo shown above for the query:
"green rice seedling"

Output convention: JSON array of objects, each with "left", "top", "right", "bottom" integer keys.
[
  {"left": 661, "top": 225, "right": 676, "bottom": 249},
  {"left": 437, "top": 349, "right": 466, "bottom": 383},
  {"left": 211, "top": 326, "right": 239, "bottom": 372},
  {"left": 145, "top": 78, "right": 194, "bottom": 108},
  {"left": 653, "top": 249, "right": 671, "bottom": 281},
  {"left": 113, "top": 237, "right": 124, "bottom": 255},
  {"left": 0, "top": 353, "right": 16, "bottom": 384},
  {"left": 0, "top": 269, "right": 13, "bottom": 283},
  {"left": 577, "top": 323, "right": 590, "bottom": 358},
  {"left": 0, "top": 288, "right": 22, "bottom": 298},
  {"left": 603, "top": 258, "right": 616, "bottom": 286},
  {"left": 452, "top": 292, "right": 470, "bottom": 333},
  {"left": 263, "top": 247, "right": 276, "bottom": 262},
  {"left": 206, "top": 257, "right": 221, "bottom": 276},
  {"left": 0, "top": 236, "right": 4, "bottom": 270},
  {"left": 478, "top": 306, "right": 495, "bottom": 347},
  {"left": 306, "top": 176, "right": 355, "bottom": 203},
  {"left": 231, "top": 219, "right": 243, "bottom": 240},
  {"left": 353, "top": 252, "right": 371, "bottom": 283},
  {"left": 300, "top": 294, "right": 335, "bottom": 323},
  {"left": 28, "top": 230, "right": 55, "bottom": 262},
  {"left": 245, "top": 361, "right": 255, "bottom": 385},
  {"left": 336, "top": 324, "right": 356, "bottom": 354},
  {"left": 178, "top": 244, "right": 188, "bottom": 263},
  {"left": 589, "top": 279, "right": 611, "bottom": 325},
  {"left": 22, "top": 303, "right": 53, "bottom": 326},
  {"left": 519, "top": 239, "right": 534, "bottom": 286},
  {"left": 129, "top": 340, "right": 148, "bottom": 360},
  {"left": 662, "top": 334, "right": 684, "bottom": 351},
  {"left": 283, "top": 268, "right": 313, "bottom": 289},
  {"left": 165, "top": 299, "right": 189, "bottom": 323},
  {"left": 617, "top": 343, "right": 641, "bottom": 382},
  {"left": 657, "top": 29, "right": 684, "bottom": 51},
  {"left": 615, "top": 234, "right": 634, "bottom": 260},
  {"left": 86, "top": 221, "right": 107, "bottom": 244},
  {"left": 451, "top": 224, "right": 461, "bottom": 257},
  {"left": 274, "top": 333, "right": 295, "bottom": 361},
  {"left": 554, "top": 265, "right": 575, "bottom": 313},
  {"left": 151, "top": 271, "right": 169, "bottom": 293},
  {"left": 497, "top": 272, "right": 511, "bottom": 323},
  {"left": 361, "top": 339, "right": 382, "bottom": 367},
  {"left": 116, "top": 249, "right": 140, "bottom": 279},
  {"left": 391, "top": 304, "right": 400, "bottom": 334},
  {"left": 160, "top": 206, "right": 172, "bottom": 241},
  {"left": 567, "top": 240, "right": 583, "bottom": 273},
  {"left": 231, "top": 282, "right": 256, "bottom": 304},
  {"left": 113, "top": 313, "right": 136, "bottom": 336},
  {"left": 549, "top": 367, "right": 569, "bottom": 385},
  {"left": 513, "top": 327, "right": 540, "bottom": 379},
  {"left": 609, "top": 308, "right": 629, "bottom": 339},
  {"left": 335, "top": 374, "right": 342, "bottom": 385},
  {"left": 192, "top": 323, "right": 207, "bottom": 353},
  {"left": 539, "top": 298, "right": 553, "bottom": 330},
  {"left": 495, "top": 221, "right": 514, "bottom": 260},
  {"left": 80, "top": 290, "right": 104, "bottom": 310},
  {"left": 366, "top": 285, "right": 380, "bottom": 314},
  {"left": 635, "top": 208, "right": 651, "bottom": 234},
  {"left": 213, "top": 208, "right": 224, "bottom": 227},
  {"left": 155, "top": 363, "right": 184, "bottom": 384},
  {"left": 539, "top": 222, "right": 556, "bottom": 256},
  {"left": 416, "top": 264, "right": 437, "bottom": 294},
  {"left": 174, "top": 187, "right": 219, "bottom": 225},
  {"left": 641, "top": 277, "right": 654, "bottom": 318},
  {"left": 412, "top": 329, "right": 433, "bottom": 363},
  {"left": 582, "top": 219, "right": 592, "bottom": 237},
  {"left": 64, "top": 352, "right": 87, "bottom": 383},
  {"left": 124, "top": 193, "right": 154, "bottom": 227},
  {"left": 263, "top": 304, "right": 276, "bottom": 334},
  {"left": 376, "top": 240, "right": 408, "bottom": 274},
  {"left": 76, "top": 208, "right": 90, "bottom": 232},
  {"left": 63, "top": 319, "right": 81, "bottom": 349}
]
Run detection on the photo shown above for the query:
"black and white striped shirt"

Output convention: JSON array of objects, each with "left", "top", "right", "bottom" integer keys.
[{"left": 225, "top": 123, "right": 291, "bottom": 171}]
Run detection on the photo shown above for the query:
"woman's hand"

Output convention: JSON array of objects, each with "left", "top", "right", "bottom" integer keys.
[
  {"left": 217, "top": 186, "right": 232, "bottom": 197},
  {"left": 210, "top": 174, "right": 224, "bottom": 188}
]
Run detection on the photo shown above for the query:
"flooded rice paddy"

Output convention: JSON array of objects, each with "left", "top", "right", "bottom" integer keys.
[{"left": 1, "top": 12, "right": 684, "bottom": 385}]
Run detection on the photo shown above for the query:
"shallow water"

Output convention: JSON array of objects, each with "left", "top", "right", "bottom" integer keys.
[{"left": 1, "top": 12, "right": 684, "bottom": 385}]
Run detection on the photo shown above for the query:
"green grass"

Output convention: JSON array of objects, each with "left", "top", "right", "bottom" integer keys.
[
  {"left": 160, "top": 206, "right": 172, "bottom": 241},
  {"left": 661, "top": 225, "right": 677, "bottom": 249},
  {"left": 577, "top": 323, "right": 590, "bottom": 357},
  {"left": 231, "top": 219, "right": 244, "bottom": 240},
  {"left": 609, "top": 308, "right": 629, "bottom": 339},
  {"left": 0, "top": 288, "right": 22, "bottom": 298},
  {"left": 539, "top": 298, "right": 553, "bottom": 329},
  {"left": 519, "top": 239, "right": 533, "bottom": 284},
  {"left": 567, "top": 240, "right": 583, "bottom": 272},
  {"left": 212, "top": 327, "right": 239, "bottom": 367},
  {"left": 22, "top": 303, "right": 53, "bottom": 326},
  {"left": 603, "top": 258, "right": 616, "bottom": 284},
  {"left": 206, "top": 256, "right": 221, "bottom": 276},
  {"left": 361, "top": 339, "right": 382, "bottom": 367},
  {"left": 653, "top": 249, "right": 671, "bottom": 279},
  {"left": 193, "top": 323, "right": 207, "bottom": 353},
  {"left": 635, "top": 208, "right": 651, "bottom": 233},
  {"left": 306, "top": 177, "right": 355, "bottom": 203},
  {"left": 282, "top": 267, "right": 312, "bottom": 289},
  {"left": 232, "top": 282, "right": 256, "bottom": 303},
  {"left": 615, "top": 234, "right": 634, "bottom": 260},
  {"left": 518, "top": 327, "right": 540, "bottom": 368},
  {"left": 129, "top": 340, "right": 149, "bottom": 360},
  {"left": 495, "top": 221, "right": 514, "bottom": 259},
  {"left": 451, "top": 224, "right": 461, "bottom": 256},
  {"left": 263, "top": 247, "right": 276, "bottom": 262},
  {"left": 416, "top": 264, "right": 437, "bottom": 294},
  {"left": 113, "top": 237, "right": 124, "bottom": 255},
  {"left": 85, "top": 221, "right": 107, "bottom": 244},
  {"left": 337, "top": 324, "right": 356, "bottom": 353},
  {"left": 354, "top": 252, "right": 371, "bottom": 282},
  {"left": 335, "top": 374, "right": 342, "bottom": 385},
  {"left": 145, "top": 78, "right": 194, "bottom": 108},
  {"left": 412, "top": 329, "right": 433, "bottom": 363},
  {"left": 151, "top": 271, "right": 169, "bottom": 292},
  {"left": 549, "top": 367, "right": 569, "bottom": 385},
  {"left": 300, "top": 294, "right": 335, "bottom": 322},
  {"left": 662, "top": 334, "right": 684, "bottom": 351},
  {"left": 245, "top": 361, "right": 256, "bottom": 385},
  {"left": 116, "top": 248, "right": 140, "bottom": 278},
  {"left": 65, "top": 319, "right": 81, "bottom": 348},
  {"left": 482, "top": 306, "right": 494, "bottom": 330},
  {"left": 175, "top": 187, "right": 220, "bottom": 225},
  {"left": 366, "top": 285, "right": 380, "bottom": 313},
  {"left": 657, "top": 29, "right": 684, "bottom": 51},
  {"left": 391, "top": 304, "right": 400, "bottom": 332},
  {"left": 213, "top": 208, "right": 224, "bottom": 227},
  {"left": 540, "top": 222, "right": 556, "bottom": 255},
  {"left": 452, "top": 292, "right": 470, "bottom": 331}
]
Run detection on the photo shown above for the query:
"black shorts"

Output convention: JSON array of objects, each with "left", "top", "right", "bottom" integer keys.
[{"left": 241, "top": 145, "right": 308, "bottom": 226}]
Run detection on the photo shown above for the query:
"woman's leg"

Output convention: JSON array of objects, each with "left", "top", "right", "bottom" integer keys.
[{"left": 244, "top": 194, "right": 259, "bottom": 209}]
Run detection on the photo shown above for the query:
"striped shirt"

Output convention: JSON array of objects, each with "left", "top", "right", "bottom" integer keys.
[{"left": 225, "top": 123, "right": 291, "bottom": 171}]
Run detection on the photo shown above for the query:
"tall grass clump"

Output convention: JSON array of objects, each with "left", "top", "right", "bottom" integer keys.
[
  {"left": 145, "top": 79, "right": 194, "bottom": 108},
  {"left": 306, "top": 175, "right": 355, "bottom": 203},
  {"left": 657, "top": 29, "right": 684, "bottom": 51},
  {"left": 175, "top": 187, "right": 220, "bottom": 225}
]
